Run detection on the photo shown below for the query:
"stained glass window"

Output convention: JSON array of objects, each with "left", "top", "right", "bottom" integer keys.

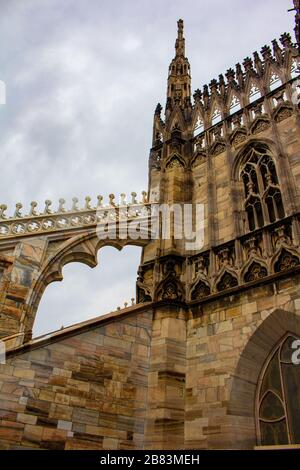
[{"left": 257, "top": 334, "right": 300, "bottom": 445}]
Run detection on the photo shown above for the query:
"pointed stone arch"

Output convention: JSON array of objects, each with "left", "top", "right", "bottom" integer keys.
[
  {"left": 192, "top": 108, "right": 205, "bottom": 136},
  {"left": 272, "top": 247, "right": 300, "bottom": 274},
  {"left": 210, "top": 101, "right": 223, "bottom": 126},
  {"left": 245, "top": 77, "right": 262, "bottom": 104},
  {"left": 190, "top": 277, "right": 211, "bottom": 300},
  {"left": 264, "top": 61, "right": 284, "bottom": 92},
  {"left": 227, "top": 90, "right": 242, "bottom": 115},
  {"left": 230, "top": 127, "right": 247, "bottom": 148},
  {"left": 165, "top": 106, "right": 186, "bottom": 134},
  {"left": 23, "top": 232, "right": 149, "bottom": 341},
  {"left": 155, "top": 276, "right": 184, "bottom": 301},
  {"left": 215, "top": 269, "right": 238, "bottom": 292},
  {"left": 250, "top": 115, "right": 271, "bottom": 135},
  {"left": 231, "top": 138, "right": 279, "bottom": 182},
  {"left": 273, "top": 103, "right": 293, "bottom": 123},
  {"left": 165, "top": 153, "right": 186, "bottom": 170},
  {"left": 227, "top": 308, "right": 300, "bottom": 448},
  {"left": 191, "top": 150, "right": 206, "bottom": 168},
  {"left": 242, "top": 260, "right": 268, "bottom": 283},
  {"left": 210, "top": 140, "right": 226, "bottom": 156}
]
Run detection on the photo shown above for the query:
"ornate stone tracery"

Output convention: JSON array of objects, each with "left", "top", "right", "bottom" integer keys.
[
  {"left": 240, "top": 144, "right": 285, "bottom": 231},
  {"left": 244, "top": 261, "right": 268, "bottom": 283},
  {"left": 274, "top": 248, "right": 300, "bottom": 272},
  {"left": 216, "top": 271, "right": 238, "bottom": 292}
]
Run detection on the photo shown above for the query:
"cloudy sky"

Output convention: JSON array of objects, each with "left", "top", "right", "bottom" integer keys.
[{"left": 0, "top": 0, "right": 295, "bottom": 336}]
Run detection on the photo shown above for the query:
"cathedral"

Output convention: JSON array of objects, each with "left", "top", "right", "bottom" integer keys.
[{"left": 0, "top": 4, "right": 300, "bottom": 450}]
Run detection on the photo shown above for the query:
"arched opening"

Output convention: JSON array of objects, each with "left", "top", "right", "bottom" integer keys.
[
  {"left": 211, "top": 108, "right": 222, "bottom": 126},
  {"left": 228, "top": 309, "right": 300, "bottom": 448},
  {"left": 229, "top": 95, "right": 241, "bottom": 115},
  {"left": 33, "top": 245, "right": 142, "bottom": 337},
  {"left": 269, "top": 74, "right": 282, "bottom": 92},
  {"left": 193, "top": 116, "right": 204, "bottom": 137},
  {"left": 249, "top": 84, "right": 262, "bottom": 103},
  {"left": 239, "top": 143, "right": 285, "bottom": 231},
  {"left": 257, "top": 334, "right": 300, "bottom": 445}
]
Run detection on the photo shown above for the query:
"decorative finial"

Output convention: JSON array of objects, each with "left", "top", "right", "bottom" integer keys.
[
  {"left": 85, "top": 196, "right": 91, "bottom": 210},
  {"left": 141, "top": 191, "right": 148, "bottom": 204},
  {"left": 177, "top": 19, "right": 184, "bottom": 39},
  {"left": 120, "top": 193, "right": 126, "bottom": 206},
  {"left": 0, "top": 204, "right": 7, "bottom": 219},
  {"left": 72, "top": 197, "right": 79, "bottom": 211},
  {"left": 288, "top": 1, "right": 300, "bottom": 53},
  {"left": 175, "top": 19, "right": 185, "bottom": 57},
  {"left": 58, "top": 198, "right": 66, "bottom": 212},
  {"left": 97, "top": 195, "right": 103, "bottom": 207},
  {"left": 14, "top": 203, "right": 22, "bottom": 218},
  {"left": 155, "top": 103, "right": 162, "bottom": 116},
  {"left": 109, "top": 194, "right": 115, "bottom": 206},
  {"left": 29, "top": 201, "right": 38, "bottom": 216},
  {"left": 131, "top": 192, "right": 137, "bottom": 205},
  {"left": 44, "top": 200, "right": 52, "bottom": 214}
]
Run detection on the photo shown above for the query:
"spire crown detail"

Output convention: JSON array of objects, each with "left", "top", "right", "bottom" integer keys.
[
  {"left": 166, "top": 19, "right": 191, "bottom": 107},
  {"left": 175, "top": 19, "right": 185, "bottom": 57}
]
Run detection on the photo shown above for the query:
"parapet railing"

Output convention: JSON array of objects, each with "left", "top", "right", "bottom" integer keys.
[{"left": 0, "top": 191, "right": 156, "bottom": 242}]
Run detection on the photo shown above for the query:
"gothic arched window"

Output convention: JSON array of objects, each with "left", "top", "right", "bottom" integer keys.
[
  {"left": 240, "top": 144, "right": 284, "bottom": 231},
  {"left": 257, "top": 334, "right": 300, "bottom": 446}
]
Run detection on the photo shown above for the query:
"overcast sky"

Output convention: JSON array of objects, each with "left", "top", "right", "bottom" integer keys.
[{"left": 0, "top": 0, "right": 295, "bottom": 336}]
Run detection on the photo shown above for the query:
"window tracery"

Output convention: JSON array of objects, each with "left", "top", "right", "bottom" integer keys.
[
  {"left": 257, "top": 335, "right": 300, "bottom": 445},
  {"left": 240, "top": 145, "right": 284, "bottom": 231}
]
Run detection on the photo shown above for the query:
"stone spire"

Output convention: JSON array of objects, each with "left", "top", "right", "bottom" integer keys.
[
  {"left": 167, "top": 19, "right": 191, "bottom": 106},
  {"left": 175, "top": 18, "right": 185, "bottom": 56},
  {"left": 289, "top": 0, "right": 300, "bottom": 52}
]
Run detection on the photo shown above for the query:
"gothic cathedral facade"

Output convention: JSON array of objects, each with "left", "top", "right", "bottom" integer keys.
[{"left": 0, "top": 10, "right": 300, "bottom": 450}]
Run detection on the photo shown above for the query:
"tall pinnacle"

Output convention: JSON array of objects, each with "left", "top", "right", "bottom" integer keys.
[
  {"left": 293, "top": 0, "right": 300, "bottom": 53},
  {"left": 289, "top": 1, "right": 300, "bottom": 53},
  {"left": 167, "top": 19, "right": 191, "bottom": 106},
  {"left": 175, "top": 19, "right": 185, "bottom": 57}
]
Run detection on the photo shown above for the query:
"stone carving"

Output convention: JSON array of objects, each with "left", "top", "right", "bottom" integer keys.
[
  {"left": 136, "top": 266, "right": 153, "bottom": 303},
  {"left": 14, "top": 203, "right": 22, "bottom": 218},
  {"left": 273, "top": 225, "right": 291, "bottom": 249},
  {"left": 0, "top": 205, "right": 7, "bottom": 219},
  {"left": 274, "top": 106, "right": 293, "bottom": 122},
  {"left": 162, "top": 280, "right": 182, "bottom": 300},
  {"left": 217, "top": 271, "right": 238, "bottom": 291},
  {"left": 243, "top": 235, "right": 263, "bottom": 259},
  {"left": 166, "top": 156, "right": 185, "bottom": 169},
  {"left": 251, "top": 118, "right": 270, "bottom": 135},
  {"left": 216, "top": 246, "right": 235, "bottom": 271},
  {"left": 0, "top": 192, "right": 152, "bottom": 241},
  {"left": 58, "top": 199, "right": 66, "bottom": 212},
  {"left": 194, "top": 255, "right": 209, "bottom": 276},
  {"left": 44, "top": 200, "right": 52, "bottom": 214},
  {"left": 211, "top": 142, "right": 226, "bottom": 156},
  {"left": 191, "top": 280, "right": 210, "bottom": 300},
  {"left": 156, "top": 259, "right": 184, "bottom": 301},
  {"left": 244, "top": 261, "right": 268, "bottom": 283},
  {"left": 274, "top": 249, "right": 300, "bottom": 272},
  {"left": 230, "top": 128, "right": 247, "bottom": 147}
]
